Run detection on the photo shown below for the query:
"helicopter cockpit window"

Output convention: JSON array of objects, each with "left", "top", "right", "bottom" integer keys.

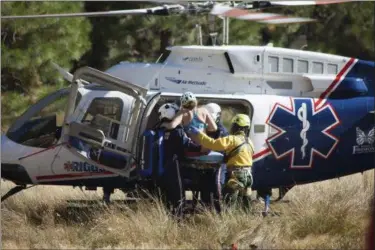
[
  {"left": 6, "top": 89, "right": 80, "bottom": 149},
  {"left": 81, "top": 97, "right": 123, "bottom": 140}
]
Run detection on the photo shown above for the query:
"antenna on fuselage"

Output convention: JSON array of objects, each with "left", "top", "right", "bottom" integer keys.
[
  {"left": 207, "top": 8, "right": 218, "bottom": 46},
  {"left": 209, "top": 32, "right": 218, "bottom": 46}
]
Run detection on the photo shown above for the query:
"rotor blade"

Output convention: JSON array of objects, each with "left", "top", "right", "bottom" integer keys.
[
  {"left": 269, "top": 0, "right": 374, "bottom": 6},
  {"left": 210, "top": 5, "right": 315, "bottom": 24},
  {"left": 51, "top": 62, "right": 91, "bottom": 84},
  {"left": 1, "top": 9, "right": 147, "bottom": 19},
  {"left": 210, "top": 5, "right": 249, "bottom": 17},
  {"left": 1, "top": 5, "right": 184, "bottom": 19},
  {"left": 237, "top": 14, "right": 315, "bottom": 24},
  {"left": 256, "top": 17, "right": 315, "bottom": 24}
]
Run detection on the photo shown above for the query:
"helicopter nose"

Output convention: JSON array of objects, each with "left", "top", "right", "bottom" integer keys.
[
  {"left": 1, "top": 134, "right": 21, "bottom": 162},
  {"left": 1, "top": 134, "right": 33, "bottom": 185},
  {"left": 2, "top": 134, "right": 11, "bottom": 163}
]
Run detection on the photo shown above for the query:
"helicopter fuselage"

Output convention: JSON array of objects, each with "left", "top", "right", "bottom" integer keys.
[{"left": 2, "top": 45, "right": 374, "bottom": 194}]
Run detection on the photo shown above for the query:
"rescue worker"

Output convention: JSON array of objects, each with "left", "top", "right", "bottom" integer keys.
[
  {"left": 199, "top": 103, "right": 229, "bottom": 213},
  {"left": 187, "top": 114, "right": 254, "bottom": 210},
  {"left": 205, "top": 103, "right": 229, "bottom": 140},
  {"left": 160, "top": 93, "right": 218, "bottom": 211},
  {"left": 156, "top": 102, "right": 202, "bottom": 218}
]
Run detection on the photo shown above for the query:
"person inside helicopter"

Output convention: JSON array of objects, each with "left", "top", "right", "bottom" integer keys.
[
  {"left": 205, "top": 103, "right": 229, "bottom": 140},
  {"left": 155, "top": 102, "right": 203, "bottom": 218},
  {"left": 160, "top": 92, "right": 218, "bottom": 145},
  {"left": 198, "top": 103, "right": 229, "bottom": 213}
]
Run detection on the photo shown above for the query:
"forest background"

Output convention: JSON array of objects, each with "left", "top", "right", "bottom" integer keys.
[
  {"left": 1, "top": 1, "right": 374, "bottom": 129},
  {"left": 1, "top": 2, "right": 375, "bottom": 249}
]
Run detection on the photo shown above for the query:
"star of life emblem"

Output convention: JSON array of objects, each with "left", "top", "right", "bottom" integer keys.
[
  {"left": 266, "top": 98, "right": 340, "bottom": 168},
  {"left": 353, "top": 127, "right": 375, "bottom": 154}
]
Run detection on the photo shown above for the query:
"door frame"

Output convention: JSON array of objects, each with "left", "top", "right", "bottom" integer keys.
[{"left": 60, "top": 67, "right": 149, "bottom": 177}]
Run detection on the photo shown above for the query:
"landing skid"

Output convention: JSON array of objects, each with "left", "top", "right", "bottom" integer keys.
[
  {"left": 275, "top": 186, "right": 293, "bottom": 202},
  {"left": 1, "top": 184, "right": 35, "bottom": 202},
  {"left": 256, "top": 186, "right": 294, "bottom": 217}
]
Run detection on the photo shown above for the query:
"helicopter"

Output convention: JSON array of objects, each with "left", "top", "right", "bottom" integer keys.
[{"left": 1, "top": 1, "right": 374, "bottom": 214}]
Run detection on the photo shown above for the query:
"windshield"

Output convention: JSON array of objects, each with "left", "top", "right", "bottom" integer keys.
[{"left": 6, "top": 88, "right": 81, "bottom": 148}]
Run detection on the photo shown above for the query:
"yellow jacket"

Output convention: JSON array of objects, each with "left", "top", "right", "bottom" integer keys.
[{"left": 196, "top": 132, "right": 254, "bottom": 168}]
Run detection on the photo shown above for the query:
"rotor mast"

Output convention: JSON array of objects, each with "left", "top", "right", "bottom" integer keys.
[{"left": 222, "top": 16, "right": 230, "bottom": 45}]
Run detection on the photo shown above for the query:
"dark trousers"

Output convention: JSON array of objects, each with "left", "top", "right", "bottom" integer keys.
[
  {"left": 159, "top": 156, "right": 185, "bottom": 218},
  {"left": 200, "top": 164, "right": 227, "bottom": 213}
]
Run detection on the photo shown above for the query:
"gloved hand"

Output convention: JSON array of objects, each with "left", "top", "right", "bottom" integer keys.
[{"left": 186, "top": 125, "right": 200, "bottom": 135}]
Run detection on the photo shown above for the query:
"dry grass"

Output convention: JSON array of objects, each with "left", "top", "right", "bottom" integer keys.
[{"left": 1, "top": 170, "right": 374, "bottom": 249}]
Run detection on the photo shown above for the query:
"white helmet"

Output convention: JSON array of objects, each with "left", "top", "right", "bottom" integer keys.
[
  {"left": 205, "top": 103, "right": 221, "bottom": 122},
  {"left": 158, "top": 103, "right": 179, "bottom": 120},
  {"left": 180, "top": 92, "right": 197, "bottom": 107}
]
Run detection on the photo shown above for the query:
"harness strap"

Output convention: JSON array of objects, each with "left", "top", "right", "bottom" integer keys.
[
  {"left": 224, "top": 136, "right": 254, "bottom": 163},
  {"left": 226, "top": 142, "right": 246, "bottom": 159}
]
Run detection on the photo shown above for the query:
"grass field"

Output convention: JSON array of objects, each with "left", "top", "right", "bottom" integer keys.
[{"left": 1, "top": 170, "right": 374, "bottom": 249}]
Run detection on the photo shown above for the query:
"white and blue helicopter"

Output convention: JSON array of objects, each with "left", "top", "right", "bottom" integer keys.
[{"left": 1, "top": 1, "right": 374, "bottom": 213}]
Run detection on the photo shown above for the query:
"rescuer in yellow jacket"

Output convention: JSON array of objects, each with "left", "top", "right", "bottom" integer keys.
[{"left": 187, "top": 114, "right": 254, "bottom": 209}]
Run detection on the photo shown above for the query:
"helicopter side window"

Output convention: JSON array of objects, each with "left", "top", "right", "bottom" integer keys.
[
  {"left": 312, "top": 62, "right": 324, "bottom": 74},
  {"left": 298, "top": 60, "right": 309, "bottom": 73},
  {"left": 269, "top": 56, "right": 279, "bottom": 73},
  {"left": 81, "top": 97, "right": 123, "bottom": 140}
]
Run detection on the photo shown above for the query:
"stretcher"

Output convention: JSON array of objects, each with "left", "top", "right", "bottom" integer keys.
[
  {"left": 141, "top": 129, "right": 223, "bottom": 177},
  {"left": 185, "top": 151, "right": 224, "bottom": 164}
]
